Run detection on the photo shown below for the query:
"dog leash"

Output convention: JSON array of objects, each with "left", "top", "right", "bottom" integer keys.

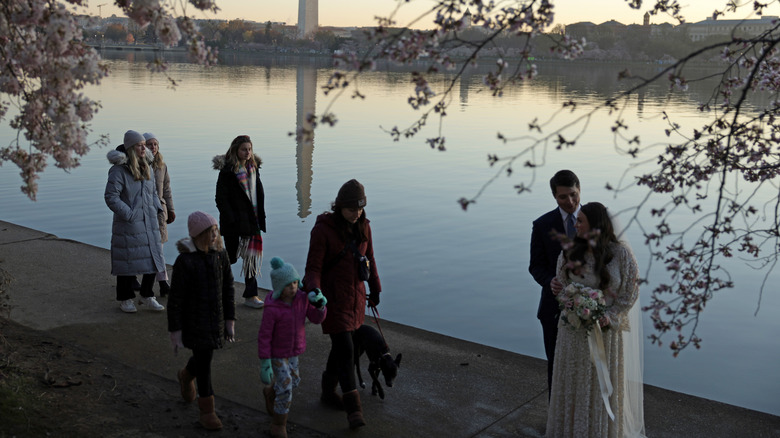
[{"left": 368, "top": 302, "right": 389, "bottom": 350}]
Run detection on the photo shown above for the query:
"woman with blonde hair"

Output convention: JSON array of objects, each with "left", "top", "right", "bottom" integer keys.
[
  {"left": 104, "top": 130, "right": 166, "bottom": 313},
  {"left": 214, "top": 134, "right": 266, "bottom": 308},
  {"left": 143, "top": 132, "right": 175, "bottom": 296}
]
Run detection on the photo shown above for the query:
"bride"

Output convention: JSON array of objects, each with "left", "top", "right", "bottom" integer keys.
[{"left": 546, "top": 202, "right": 646, "bottom": 438}]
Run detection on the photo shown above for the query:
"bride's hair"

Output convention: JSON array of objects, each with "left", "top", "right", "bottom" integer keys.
[{"left": 563, "top": 202, "right": 619, "bottom": 290}]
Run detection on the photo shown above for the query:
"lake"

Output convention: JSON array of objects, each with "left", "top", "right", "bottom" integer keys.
[{"left": 1, "top": 51, "right": 778, "bottom": 415}]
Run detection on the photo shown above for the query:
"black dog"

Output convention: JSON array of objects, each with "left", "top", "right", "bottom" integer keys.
[{"left": 353, "top": 324, "right": 402, "bottom": 399}]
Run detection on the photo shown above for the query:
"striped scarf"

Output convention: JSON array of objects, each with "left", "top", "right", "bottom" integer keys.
[{"left": 236, "top": 163, "right": 262, "bottom": 278}]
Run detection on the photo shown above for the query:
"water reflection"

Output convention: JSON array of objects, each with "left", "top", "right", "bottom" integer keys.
[{"left": 296, "top": 64, "right": 316, "bottom": 218}]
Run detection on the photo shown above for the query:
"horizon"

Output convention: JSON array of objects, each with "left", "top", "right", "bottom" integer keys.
[{"left": 83, "top": 0, "right": 769, "bottom": 29}]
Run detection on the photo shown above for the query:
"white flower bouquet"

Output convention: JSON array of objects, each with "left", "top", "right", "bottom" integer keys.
[{"left": 554, "top": 282, "right": 608, "bottom": 332}]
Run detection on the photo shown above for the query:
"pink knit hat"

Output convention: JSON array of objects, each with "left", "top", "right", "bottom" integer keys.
[{"left": 187, "top": 211, "right": 218, "bottom": 237}]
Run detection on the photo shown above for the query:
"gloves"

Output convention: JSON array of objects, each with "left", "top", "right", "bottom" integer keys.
[
  {"left": 369, "top": 291, "right": 380, "bottom": 307},
  {"left": 225, "top": 320, "right": 235, "bottom": 342},
  {"left": 260, "top": 358, "right": 273, "bottom": 385},
  {"left": 170, "top": 331, "right": 184, "bottom": 356},
  {"left": 166, "top": 210, "right": 176, "bottom": 224},
  {"left": 308, "top": 288, "right": 327, "bottom": 309}
]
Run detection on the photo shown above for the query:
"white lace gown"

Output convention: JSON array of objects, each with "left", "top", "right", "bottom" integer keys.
[{"left": 546, "top": 242, "right": 642, "bottom": 438}]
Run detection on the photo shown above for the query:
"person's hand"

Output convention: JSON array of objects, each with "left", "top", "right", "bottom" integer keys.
[
  {"left": 308, "top": 289, "right": 327, "bottom": 308},
  {"left": 260, "top": 359, "right": 273, "bottom": 385},
  {"left": 166, "top": 210, "right": 176, "bottom": 224},
  {"left": 599, "top": 315, "right": 611, "bottom": 328},
  {"left": 368, "top": 291, "right": 380, "bottom": 307},
  {"left": 550, "top": 278, "right": 563, "bottom": 295},
  {"left": 225, "top": 320, "right": 235, "bottom": 343},
  {"left": 170, "top": 331, "right": 184, "bottom": 355}
]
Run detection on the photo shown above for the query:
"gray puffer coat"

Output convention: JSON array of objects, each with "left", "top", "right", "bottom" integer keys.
[{"left": 104, "top": 148, "right": 166, "bottom": 276}]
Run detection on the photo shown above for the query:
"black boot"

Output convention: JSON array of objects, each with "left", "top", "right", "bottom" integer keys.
[
  {"left": 158, "top": 280, "right": 170, "bottom": 297},
  {"left": 320, "top": 371, "right": 344, "bottom": 410}
]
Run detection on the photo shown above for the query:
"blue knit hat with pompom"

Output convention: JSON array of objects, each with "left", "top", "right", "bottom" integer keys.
[{"left": 270, "top": 256, "right": 300, "bottom": 299}]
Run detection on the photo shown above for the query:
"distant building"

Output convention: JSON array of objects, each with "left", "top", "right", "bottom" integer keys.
[
  {"left": 298, "top": 0, "right": 318, "bottom": 38},
  {"left": 687, "top": 15, "right": 780, "bottom": 42}
]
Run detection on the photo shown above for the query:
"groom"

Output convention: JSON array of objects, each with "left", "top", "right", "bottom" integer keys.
[{"left": 528, "top": 169, "right": 581, "bottom": 397}]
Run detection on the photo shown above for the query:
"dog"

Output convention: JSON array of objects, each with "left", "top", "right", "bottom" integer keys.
[{"left": 353, "top": 324, "right": 402, "bottom": 399}]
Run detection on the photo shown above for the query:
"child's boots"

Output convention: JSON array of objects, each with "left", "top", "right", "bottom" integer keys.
[
  {"left": 263, "top": 386, "right": 275, "bottom": 415},
  {"left": 270, "top": 413, "right": 288, "bottom": 438},
  {"left": 197, "top": 395, "right": 223, "bottom": 430},
  {"left": 177, "top": 368, "right": 196, "bottom": 402}
]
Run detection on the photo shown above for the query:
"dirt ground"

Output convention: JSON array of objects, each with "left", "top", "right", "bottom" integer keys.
[{"left": 0, "top": 318, "right": 333, "bottom": 438}]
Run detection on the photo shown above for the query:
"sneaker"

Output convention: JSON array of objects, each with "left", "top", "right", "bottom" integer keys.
[
  {"left": 244, "top": 296, "right": 264, "bottom": 309},
  {"left": 120, "top": 299, "right": 137, "bottom": 313},
  {"left": 139, "top": 296, "right": 165, "bottom": 311}
]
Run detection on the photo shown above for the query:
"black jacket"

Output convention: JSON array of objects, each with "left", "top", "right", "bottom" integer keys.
[
  {"left": 529, "top": 208, "right": 566, "bottom": 320},
  {"left": 167, "top": 238, "right": 236, "bottom": 350},
  {"left": 213, "top": 154, "right": 266, "bottom": 237}
]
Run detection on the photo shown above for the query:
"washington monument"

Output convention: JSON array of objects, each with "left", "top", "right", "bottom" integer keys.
[{"left": 298, "top": 0, "right": 318, "bottom": 38}]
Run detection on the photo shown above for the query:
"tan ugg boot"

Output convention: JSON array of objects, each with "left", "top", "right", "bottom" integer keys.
[
  {"left": 343, "top": 390, "right": 365, "bottom": 429},
  {"left": 177, "top": 368, "right": 196, "bottom": 402},
  {"left": 320, "top": 371, "right": 344, "bottom": 410},
  {"left": 270, "top": 413, "right": 288, "bottom": 438},
  {"left": 263, "top": 385, "right": 275, "bottom": 416},
  {"left": 197, "top": 395, "right": 223, "bottom": 430}
]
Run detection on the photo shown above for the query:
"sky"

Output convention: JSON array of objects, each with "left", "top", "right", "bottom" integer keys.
[{"left": 86, "top": 0, "right": 773, "bottom": 28}]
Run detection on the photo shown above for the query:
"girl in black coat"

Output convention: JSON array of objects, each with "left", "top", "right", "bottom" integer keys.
[
  {"left": 167, "top": 211, "right": 235, "bottom": 430},
  {"left": 213, "top": 135, "right": 267, "bottom": 308}
]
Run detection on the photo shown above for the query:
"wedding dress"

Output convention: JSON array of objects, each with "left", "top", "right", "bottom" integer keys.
[{"left": 546, "top": 242, "right": 646, "bottom": 438}]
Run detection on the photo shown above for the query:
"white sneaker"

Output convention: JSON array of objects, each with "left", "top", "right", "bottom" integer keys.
[
  {"left": 120, "top": 299, "right": 137, "bottom": 313},
  {"left": 139, "top": 296, "right": 165, "bottom": 311},
  {"left": 244, "top": 296, "right": 264, "bottom": 309}
]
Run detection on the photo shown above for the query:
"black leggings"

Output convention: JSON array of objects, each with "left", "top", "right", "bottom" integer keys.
[
  {"left": 326, "top": 331, "right": 357, "bottom": 393},
  {"left": 186, "top": 348, "right": 214, "bottom": 398}
]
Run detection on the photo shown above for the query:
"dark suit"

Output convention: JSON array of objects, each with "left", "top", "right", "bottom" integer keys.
[{"left": 529, "top": 208, "right": 566, "bottom": 394}]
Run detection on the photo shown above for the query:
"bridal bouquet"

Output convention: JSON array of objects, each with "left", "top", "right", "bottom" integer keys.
[{"left": 554, "top": 282, "right": 607, "bottom": 332}]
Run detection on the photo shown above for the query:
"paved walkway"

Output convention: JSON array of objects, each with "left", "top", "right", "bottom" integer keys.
[{"left": 1, "top": 220, "right": 778, "bottom": 437}]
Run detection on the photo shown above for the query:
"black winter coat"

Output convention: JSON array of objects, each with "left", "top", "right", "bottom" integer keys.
[
  {"left": 213, "top": 154, "right": 266, "bottom": 237},
  {"left": 167, "top": 238, "right": 236, "bottom": 350}
]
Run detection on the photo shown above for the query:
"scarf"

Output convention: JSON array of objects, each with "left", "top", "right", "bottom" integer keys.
[{"left": 236, "top": 163, "right": 262, "bottom": 278}]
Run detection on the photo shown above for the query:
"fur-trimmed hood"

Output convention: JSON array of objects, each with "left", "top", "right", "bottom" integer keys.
[
  {"left": 176, "top": 237, "right": 197, "bottom": 254},
  {"left": 107, "top": 145, "right": 154, "bottom": 166},
  {"left": 212, "top": 153, "right": 263, "bottom": 171}
]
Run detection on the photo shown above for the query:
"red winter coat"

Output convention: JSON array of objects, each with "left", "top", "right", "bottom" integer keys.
[{"left": 304, "top": 213, "right": 381, "bottom": 334}]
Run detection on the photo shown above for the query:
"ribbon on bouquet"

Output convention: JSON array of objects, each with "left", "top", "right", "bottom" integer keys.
[{"left": 588, "top": 324, "right": 615, "bottom": 421}]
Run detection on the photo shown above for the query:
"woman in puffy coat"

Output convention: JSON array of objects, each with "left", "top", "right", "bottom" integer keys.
[
  {"left": 143, "top": 132, "right": 175, "bottom": 296},
  {"left": 104, "top": 130, "right": 166, "bottom": 314},
  {"left": 303, "top": 179, "right": 382, "bottom": 430},
  {"left": 213, "top": 134, "right": 266, "bottom": 309},
  {"left": 167, "top": 211, "right": 236, "bottom": 431}
]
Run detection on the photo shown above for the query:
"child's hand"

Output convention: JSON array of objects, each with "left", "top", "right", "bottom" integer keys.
[
  {"left": 260, "top": 359, "right": 273, "bottom": 385},
  {"left": 308, "top": 289, "right": 327, "bottom": 309},
  {"left": 225, "top": 320, "right": 235, "bottom": 343},
  {"left": 170, "top": 331, "right": 184, "bottom": 356}
]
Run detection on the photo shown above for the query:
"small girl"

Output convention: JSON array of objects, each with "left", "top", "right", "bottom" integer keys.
[
  {"left": 167, "top": 211, "right": 236, "bottom": 431},
  {"left": 258, "top": 257, "right": 327, "bottom": 438}
]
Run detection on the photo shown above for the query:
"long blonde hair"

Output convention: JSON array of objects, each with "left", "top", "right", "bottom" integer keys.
[
  {"left": 125, "top": 145, "right": 151, "bottom": 181},
  {"left": 225, "top": 135, "right": 257, "bottom": 172}
]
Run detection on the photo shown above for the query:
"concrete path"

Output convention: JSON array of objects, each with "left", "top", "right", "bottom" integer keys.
[{"left": 1, "top": 220, "right": 778, "bottom": 437}]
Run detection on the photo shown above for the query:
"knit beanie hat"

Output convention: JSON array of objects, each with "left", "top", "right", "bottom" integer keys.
[
  {"left": 187, "top": 211, "right": 218, "bottom": 238},
  {"left": 142, "top": 132, "right": 157, "bottom": 142},
  {"left": 270, "top": 256, "right": 300, "bottom": 299},
  {"left": 123, "top": 130, "right": 145, "bottom": 147},
  {"left": 335, "top": 179, "right": 366, "bottom": 209}
]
